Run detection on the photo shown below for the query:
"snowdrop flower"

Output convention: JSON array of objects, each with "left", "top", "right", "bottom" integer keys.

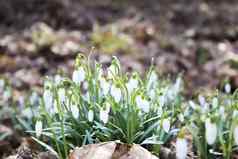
[
  {"left": 162, "top": 118, "right": 170, "bottom": 133},
  {"left": 88, "top": 110, "right": 94, "bottom": 122},
  {"left": 189, "top": 100, "right": 197, "bottom": 109},
  {"left": 107, "top": 64, "right": 118, "bottom": 79},
  {"left": 205, "top": 118, "right": 217, "bottom": 145},
  {"left": 173, "top": 77, "right": 182, "bottom": 94},
  {"left": 18, "top": 96, "right": 25, "bottom": 109},
  {"left": 72, "top": 67, "right": 86, "bottom": 84},
  {"left": 176, "top": 138, "right": 188, "bottom": 159},
  {"left": 198, "top": 95, "right": 206, "bottom": 107},
  {"left": 52, "top": 100, "right": 59, "bottom": 114},
  {"left": 147, "top": 70, "right": 157, "bottom": 89},
  {"left": 0, "top": 79, "right": 4, "bottom": 92},
  {"left": 83, "top": 81, "right": 88, "bottom": 90},
  {"left": 30, "top": 92, "right": 39, "bottom": 105},
  {"left": 35, "top": 120, "right": 43, "bottom": 138},
  {"left": 135, "top": 95, "right": 150, "bottom": 113},
  {"left": 159, "top": 95, "right": 165, "bottom": 107},
  {"left": 234, "top": 126, "right": 238, "bottom": 145},
  {"left": 71, "top": 104, "right": 79, "bottom": 119},
  {"left": 225, "top": 83, "right": 231, "bottom": 93},
  {"left": 126, "top": 77, "right": 138, "bottom": 94},
  {"left": 100, "top": 109, "right": 109, "bottom": 124},
  {"left": 100, "top": 78, "right": 110, "bottom": 95},
  {"left": 110, "top": 85, "right": 121, "bottom": 103},
  {"left": 179, "top": 114, "right": 184, "bottom": 122},
  {"left": 212, "top": 97, "right": 218, "bottom": 108},
  {"left": 43, "top": 89, "right": 53, "bottom": 111},
  {"left": 58, "top": 88, "right": 66, "bottom": 104},
  {"left": 54, "top": 74, "right": 62, "bottom": 85}
]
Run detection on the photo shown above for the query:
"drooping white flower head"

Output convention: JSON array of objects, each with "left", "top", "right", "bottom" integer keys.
[
  {"left": 100, "top": 103, "right": 111, "bottom": 124},
  {"left": 162, "top": 118, "right": 171, "bottom": 133},
  {"left": 72, "top": 66, "right": 86, "bottom": 84},
  {"left": 189, "top": 100, "right": 197, "bottom": 110},
  {"left": 54, "top": 74, "right": 62, "bottom": 85},
  {"left": 71, "top": 104, "right": 79, "bottom": 119},
  {"left": 100, "top": 109, "right": 109, "bottom": 124},
  {"left": 198, "top": 95, "right": 206, "bottom": 107},
  {"left": 147, "top": 70, "right": 158, "bottom": 89},
  {"left": 52, "top": 99, "right": 59, "bottom": 114},
  {"left": 0, "top": 79, "right": 5, "bottom": 92},
  {"left": 107, "top": 58, "right": 119, "bottom": 80},
  {"left": 35, "top": 120, "right": 43, "bottom": 138},
  {"left": 58, "top": 88, "right": 66, "bottom": 104},
  {"left": 225, "top": 83, "right": 231, "bottom": 94},
  {"left": 205, "top": 118, "right": 217, "bottom": 145},
  {"left": 173, "top": 77, "right": 182, "bottom": 95},
  {"left": 234, "top": 126, "right": 238, "bottom": 145},
  {"left": 212, "top": 97, "right": 218, "bottom": 108},
  {"left": 159, "top": 95, "right": 165, "bottom": 107},
  {"left": 43, "top": 89, "right": 53, "bottom": 111},
  {"left": 88, "top": 110, "right": 94, "bottom": 122},
  {"left": 126, "top": 77, "right": 138, "bottom": 94},
  {"left": 100, "top": 78, "right": 111, "bottom": 95},
  {"left": 110, "top": 85, "right": 122, "bottom": 103},
  {"left": 108, "top": 65, "right": 116, "bottom": 79},
  {"left": 135, "top": 95, "right": 150, "bottom": 113},
  {"left": 176, "top": 138, "right": 188, "bottom": 159}
]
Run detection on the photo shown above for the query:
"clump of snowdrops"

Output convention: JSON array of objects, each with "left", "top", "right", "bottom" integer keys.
[
  {"left": 26, "top": 54, "right": 184, "bottom": 158},
  {"left": 16, "top": 54, "right": 238, "bottom": 159},
  {"left": 186, "top": 84, "right": 238, "bottom": 159}
]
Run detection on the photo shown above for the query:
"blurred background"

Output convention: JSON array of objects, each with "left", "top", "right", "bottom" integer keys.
[{"left": 0, "top": 0, "right": 238, "bottom": 96}]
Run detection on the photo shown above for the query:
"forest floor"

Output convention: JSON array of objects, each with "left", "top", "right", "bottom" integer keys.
[{"left": 0, "top": 0, "right": 238, "bottom": 158}]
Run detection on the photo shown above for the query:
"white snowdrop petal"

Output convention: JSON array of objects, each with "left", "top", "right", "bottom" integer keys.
[
  {"left": 225, "top": 83, "right": 231, "bottom": 93},
  {"left": 176, "top": 138, "right": 188, "bottom": 159},
  {"left": 35, "top": 120, "right": 43, "bottom": 138},
  {"left": 88, "top": 110, "right": 94, "bottom": 122},
  {"left": 58, "top": 88, "right": 66, "bottom": 104},
  {"left": 198, "top": 95, "right": 206, "bottom": 107},
  {"left": 126, "top": 78, "right": 138, "bottom": 94},
  {"left": 110, "top": 85, "right": 121, "bottom": 103},
  {"left": 100, "top": 109, "right": 109, "bottom": 124},
  {"left": 100, "top": 78, "right": 110, "bottom": 95},
  {"left": 205, "top": 119, "right": 217, "bottom": 145},
  {"left": 108, "top": 65, "right": 117, "bottom": 79},
  {"left": 136, "top": 95, "right": 150, "bottom": 113},
  {"left": 43, "top": 90, "right": 53, "bottom": 111},
  {"left": 189, "top": 100, "right": 197, "bottom": 109},
  {"left": 54, "top": 75, "right": 62, "bottom": 85},
  {"left": 71, "top": 104, "right": 79, "bottom": 119},
  {"left": 212, "top": 97, "right": 218, "bottom": 108},
  {"left": 0, "top": 79, "right": 5, "bottom": 92},
  {"left": 162, "top": 118, "right": 170, "bottom": 133},
  {"left": 72, "top": 67, "right": 85, "bottom": 84}
]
